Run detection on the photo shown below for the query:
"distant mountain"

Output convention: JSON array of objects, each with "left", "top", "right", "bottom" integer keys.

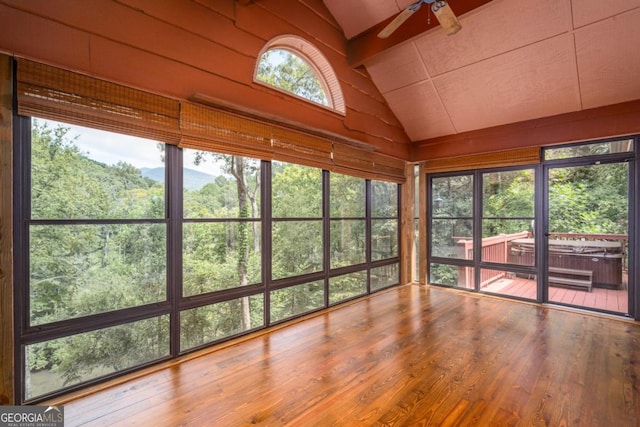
[
  {"left": 140, "top": 167, "right": 216, "bottom": 191},
  {"left": 140, "top": 167, "right": 165, "bottom": 183}
]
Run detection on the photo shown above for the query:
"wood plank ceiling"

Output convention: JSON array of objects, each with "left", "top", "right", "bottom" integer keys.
[{"left": 323, "top": 0, "right": 640, "bottom": 143}]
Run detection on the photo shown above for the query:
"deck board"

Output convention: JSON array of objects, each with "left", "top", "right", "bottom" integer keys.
[
  {"left": 482, "top": 276, "right": 628, "bottom": 313},
  {"left": 46, "top": 284, "right": 640, "bottom": 426}
]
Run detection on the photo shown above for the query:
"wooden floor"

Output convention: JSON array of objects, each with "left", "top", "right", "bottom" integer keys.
[
  {"left": 48, "top": 284, "right": 640, "bottom": 426},
  {"left": 482, "top": 277, "right": 629, "bottom": 313}
]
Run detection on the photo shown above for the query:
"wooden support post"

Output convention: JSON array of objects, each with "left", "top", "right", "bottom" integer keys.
[
  {"left": 0, "top": 54, "right": 15, "bottom": 404},
  {"left": 418, "top": 162, "right": 427, "bottom": 285},
  {"left": 400, "top": 162, "right": 415, "bottom": 285}
]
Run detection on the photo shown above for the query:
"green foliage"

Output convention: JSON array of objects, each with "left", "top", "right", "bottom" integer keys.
[
  {"left": 330, "top": 174, "right": 367, "bottom": 268},
  {"left": 372, "top": 181, "right": 398, "bottom": 217},
  {"left": 257, "top": 49, "right": 328, "bottom": 106},
  {"left": 31, "top": 120, "right": 163, "bottom": 220},
  {"left": 26, "top": 127, "right": 398, "bottom": 399},
  {"left": 272, "top": 221, "right": 323, "bottom": 279},
  {"left": 330, "top": 220, "right": 366, "bottom": 268},
  {"left": 271, "top": 163, "right": 323, "bottom": 280},
  {"left": 482, "top": 170, "right": 534, "bottom": 237},
  {"left": 483, "top": 170, "right": 534, "bottom": 218},
  {"left": 27, "top": 121, "right": 172, "bottom": 398},
  {"left": 180, "top": 296, "right": 264, "bottom": 351},
  {"left": 27, "top": 316, "right": 169, "bottom": 394},
  {"left": 549, "top": 163, "right": 628, "bottom": 234},
  {"left": 272, "top": 162, "right": 322, "bottom": 217},
  {"left": 372, "top": 219, "right": 398, "bottom": 260},
  {"left": 182, "top": 222, "right": 261, "bottom": 296},
  {"left": 432, "top": 175, "right": 473, "bottom": 218},
  {"left": 371, "top": 264, "right": 399, "bottom": 291},
  {"left": 545, "top": 140, "right": 632, "bottom": 160},
  {"left": 270, "top": 281, "right": 324, "bottom": 323},
  {"left": 330, "top": 174, "right": 365, "bottom": 217},
  {"left": 430, "top": 264, "right": 459, "bottom": 286},
  {"left": 329, "top": 272, "right": 367, "bottom": 304}
]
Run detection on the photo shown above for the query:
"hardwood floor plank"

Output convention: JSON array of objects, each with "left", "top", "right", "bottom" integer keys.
[{"left": 46, "top": 285, "right": 640, "bottom": 426}]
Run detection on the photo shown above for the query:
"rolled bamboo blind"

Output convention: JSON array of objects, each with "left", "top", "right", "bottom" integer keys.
[
  {"left": 270, "top": 126, "right": 333, "bottom": 170},
  {"left": 16, "top": 58, "right": 406, "bottom": 183},
  {"left": 423, "top": 146, "right": 540, "bottom": 173},
  {"left": 179, "top": 102, "right": 273, "bottom": 159},
  {"left": 181, "top": 101, "right": 406, "bottom": 182},
  {"left": 16, "top": 58, "right": 181, "bottom": 145},
  {"left": 371, "top": 152, "right": 407, "bottom": 183}
]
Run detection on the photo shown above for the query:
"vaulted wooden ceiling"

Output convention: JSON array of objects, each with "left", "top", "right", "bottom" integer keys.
[
  {"left": 323, "top": 0, "right": 640, "bottom": 142},
  {"left": 1, "top": 0, "right": 640, "bottom": 161}
]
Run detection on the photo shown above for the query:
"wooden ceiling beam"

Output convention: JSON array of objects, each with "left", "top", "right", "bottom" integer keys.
[{"left": 347, "top": 0, "right": 493, "bottom": 67}]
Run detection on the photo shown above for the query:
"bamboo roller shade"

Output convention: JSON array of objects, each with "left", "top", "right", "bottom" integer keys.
[
  {"left": 17, "top": 58, "right": 405, "bottom": 183},
  {"left": 423, "top": 147, "right": 540, "bottom": 173},
  {"left": 16, "top": 59, "right": 182, "bottom": 145}
]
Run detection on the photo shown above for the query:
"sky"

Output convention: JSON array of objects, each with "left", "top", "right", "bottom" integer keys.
[{"left": 38, "top": 118, "right": 219, "bottom": 174}]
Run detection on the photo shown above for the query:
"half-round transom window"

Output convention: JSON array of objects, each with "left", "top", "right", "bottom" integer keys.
[{"left": 255, "top": 35, "right": 345, "bottom": 114}]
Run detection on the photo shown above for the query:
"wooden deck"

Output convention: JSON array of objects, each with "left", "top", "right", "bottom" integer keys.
[
  {"left": 46, "top": 284, "right": 640, "bottom": 426},
  {"left": 482, "top": 276, "right": 629, "bottom": 313}
]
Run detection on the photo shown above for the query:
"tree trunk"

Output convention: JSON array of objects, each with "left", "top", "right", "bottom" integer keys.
[
  {"left": 101, "top": 227, "right": 109, "bottom": 268},
  {"left": 231, "top": 156, "right": 252, "bottom": 330},
  {"left": 248, "top": 173, "right": 261, "bottom": 254}
]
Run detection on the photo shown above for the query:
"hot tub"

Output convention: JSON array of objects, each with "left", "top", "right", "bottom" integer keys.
[{"left": 508, "top": 238, "right": 623, "bottom": 288}]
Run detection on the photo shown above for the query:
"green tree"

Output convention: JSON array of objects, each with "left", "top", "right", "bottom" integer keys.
[
  {"left": 549, "top": 163, "right": 628, "bottom": 234},
  {"left": 257, "top": 49, "right": 328, "bottom": 106},
  {"left": 183, "top": 152, "right": 261, "bottom": 333},
  {"left": 482, "top": 169, "right": 534, "bottom": 237},
  {"left": 27, "top": 120, "right": 168, "bottom": 398},
  {"left": 272, "top": 163, "right": 323, "bottom": 279}
]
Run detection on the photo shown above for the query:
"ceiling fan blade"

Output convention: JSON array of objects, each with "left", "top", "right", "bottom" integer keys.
[
  {"left": 432, "top": 1, "right": 462, "bottom": 35},
  {"left": 377, "top": 2, "right": 422, "bottom": 39}
]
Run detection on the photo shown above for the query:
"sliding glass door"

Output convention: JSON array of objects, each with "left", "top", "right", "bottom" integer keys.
[
  {"left": 427, "top": 137, "right": 636, "bottom": 317},
  {"left": 545, "top": 146, "right": 631, "bottom": 314}
]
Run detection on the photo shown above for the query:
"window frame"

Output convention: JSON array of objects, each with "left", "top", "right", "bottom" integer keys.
[
  {"left": 428, "top": 166, "right": 539, "bottom": 293},
  {"left": 14, "top": 116, "right": 401, "bottom": 403},
  {"left": 254, "top": 35, "right": 345, "bottom": 115},
  {"left": 426, "top": 137, "right": 637, "bottom": 311},
  {"left": 14, "top": 116, "right": 177, "bottom": 403}
]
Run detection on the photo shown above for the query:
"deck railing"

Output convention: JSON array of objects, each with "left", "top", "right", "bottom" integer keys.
[{"left": 456, "top": 231, "right": 530, "bottom": 288}]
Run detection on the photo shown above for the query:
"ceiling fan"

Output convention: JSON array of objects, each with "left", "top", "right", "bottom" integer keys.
[{"left": 378, "top": 0, "right": 462, "bottom": 38}]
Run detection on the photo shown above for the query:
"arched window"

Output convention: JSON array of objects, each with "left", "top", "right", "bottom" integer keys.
[{"left": 255, "top": 35, "right": 345, "bottom": 114}]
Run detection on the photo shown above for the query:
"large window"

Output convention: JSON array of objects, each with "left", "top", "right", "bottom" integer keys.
[
  {"left": 257, "top": 49, "right": 329, "bottom": 107},
  {"left": 254, "top": 35, "right": 345, "bottom": 114},
  {"left": 430, "top": 175, "right": 473, "bottom": 260},
  {"left": 330, "top": 173, "right": 366, "bottom": 268},
  {"left": 181, "top": 151, "right": 264, "bottom": 351},
  {"left": 271, "top": 161, "right": 323, "bottom": 280},
  {"left": 24, "top": 119, "right": 170, "bottom": 400},
  {"left": 482, "top": 169, "right": 535, "bottom": 265},
  {"left": 16, "top": 118, "right": 401, "bottom": 403},
  {"left": 479, "top": 169, "right": 536, "bottom": 298},
  {"left": 372, "top": 181, "right": 399, "bottom": 261},
  {"left": 182, "top": 152, "right": 262, "bottom": 296},
  {"left": 180, "top": 295, "right": 264, "bottom": 352},
  {"left": 370, "top": 181, "right": 400, "bottom": 293},
  {"left": 329, "top": 173, "right": 368, "bottom": 303}
]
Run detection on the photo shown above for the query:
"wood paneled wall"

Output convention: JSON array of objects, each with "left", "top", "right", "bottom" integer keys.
[
  {"left": 412, "top": 99, "right": 640, "bottom": 161},
  {"left": 0, "top": 54, "right": 14, "bottom": 405},
  {"left": 0, "top": 0, "right": 410, "bottom": 159}
]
